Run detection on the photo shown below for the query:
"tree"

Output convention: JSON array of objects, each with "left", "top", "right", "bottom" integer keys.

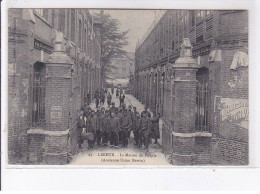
[{"left": 94, "top": 10, "right": 129, "bottom": 84}]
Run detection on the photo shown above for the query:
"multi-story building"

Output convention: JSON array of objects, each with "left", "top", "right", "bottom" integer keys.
[
  {"left": 8, "top": 9, "right": 102, "bottom": 164},
  {"left": 134, "top": 10, "right": 248, "bottom": 165}
]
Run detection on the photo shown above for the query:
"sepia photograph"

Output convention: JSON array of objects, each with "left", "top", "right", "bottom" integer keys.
[
  {"left": 3, "top": 0, "right": 260, "bottom": 191},
  {"left": 6, "top": 7, "right": 249, "bottom": 166}
]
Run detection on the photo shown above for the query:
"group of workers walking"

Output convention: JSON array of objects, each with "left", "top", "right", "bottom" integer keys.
[
  {"left": 94, "top": 88, "right": 125, "bottom": 108},
  {"left": 77, "top": 88, "right": 160, "bottom": 152}
]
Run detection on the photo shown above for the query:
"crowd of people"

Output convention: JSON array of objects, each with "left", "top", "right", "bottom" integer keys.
[{"left": 77, "top": 88, "right": 160, "bottom": 152}]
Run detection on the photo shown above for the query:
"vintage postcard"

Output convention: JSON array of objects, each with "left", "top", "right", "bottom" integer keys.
[{"left": 6, "top": 7, "right": 248, "bottom": 167}]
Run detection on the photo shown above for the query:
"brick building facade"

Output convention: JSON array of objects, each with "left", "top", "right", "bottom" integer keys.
[
  {"left": 8, "top": 9, "right": 102, "bottom": 164},
  {"left": 133, "top": 10, "right": 248, "bottom": 165}
]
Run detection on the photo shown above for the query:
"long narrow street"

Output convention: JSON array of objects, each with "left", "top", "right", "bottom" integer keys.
[{"left": 70, "top": 89, "right": 170, "bottom": 165}]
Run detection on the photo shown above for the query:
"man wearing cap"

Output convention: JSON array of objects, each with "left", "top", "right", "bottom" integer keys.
[
  {"left": 83, "top": 104, "right": 90, "bottom": 117},
  {"left": 118, "top": 107, "right": 124, "bottom": 145},
  {"left": 151, "top": 111, "right": 160, "bottom": 144},
  {"left": 102, "top": 110, "right": 110, "bottom": 146},
  {"left": 94, "top": 89, "right": 100, "bottom": 108},
  {"left": 109, "top": 112, "right": 120, "bottom": 148},
  {"left": 119, "top": 93, "right": 125, "bottom": 107},
  {"left": 87, "top": 111, "right": 98, "bottom": 148},
  {"left": 119, "top": 109, "right": 132, "bottom": 147},
  {"left": 100, "top": 90, "right": 105, "bottom": 106},
  {"left": 140, "top": 112, "right": 151, "bottom": 151},
  {"left": 107, "top": 92, "right": 112, "bottom": 107},
  {"left": 111, "top": 87, "right": 114, "bottom": 95},
  {"left": 96, "top": 109, "right": 105, "bottom": 146},
  {"left": 133, "top": 112, "right": 141, "bottom": 147},
  {"left": 141, "top": 106, "right": 151, "bottom": 118},
  {"left": 114, "top": 107, "right": 119, "bottom": 118},
  {"left": 109, "top": 102, "right": 116, "bottom": 115},
  {"left": 78, "top": 114, "right": 85, "bottom": 149}
]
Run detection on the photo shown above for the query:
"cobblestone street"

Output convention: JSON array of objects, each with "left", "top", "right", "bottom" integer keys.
[{"left": 70, "top": 89, "right": 170, "bottom": 165}]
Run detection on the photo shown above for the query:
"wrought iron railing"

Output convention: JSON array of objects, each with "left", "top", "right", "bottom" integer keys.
[{"left": 196, "top": 75, "right": 210, "bottom": 132}]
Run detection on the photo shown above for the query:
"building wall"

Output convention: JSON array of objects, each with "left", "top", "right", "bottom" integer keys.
[
  {"left": 109, "top": 52, "right": 135, "bottom": 80},
  {"left": 8, "top": 8, "right": 102, "bottom": 164},
  {"left": 133, "top": 10, "right": 248, "bottom": 165}
]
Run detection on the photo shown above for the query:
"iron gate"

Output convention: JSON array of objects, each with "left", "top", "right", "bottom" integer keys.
[
  {"left": 30, "top": 62, "right": 46, "bottom": 128},
  {"left": 196, "top": 67, "right": 210, "bottom": 132}
]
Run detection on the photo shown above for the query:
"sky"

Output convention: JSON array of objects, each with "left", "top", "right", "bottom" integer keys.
[{"left": 91, "top": 9, "right": 157, "bottom": 53}]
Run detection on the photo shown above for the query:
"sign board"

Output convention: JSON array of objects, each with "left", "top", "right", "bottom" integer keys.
[
  {"left": 220, "top": 98, "right": 248, "bottom": 122},
  {"left": 50, "top": 106, "right": 63, "bottom": 124}
]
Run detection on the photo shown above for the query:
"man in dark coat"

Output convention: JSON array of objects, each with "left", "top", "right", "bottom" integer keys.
[
  {"left": 109, "top": 102, "right": 116, "bottom": 114},
  {"left": 107, "top": 92, "right": 112, "bottom": 107},
  {"left": 102, "top": 110, "right": 110, "bottom": 146},
  {"left": 83, "top": 104, "right": 90, "bottom": 117},
  {"left": 109, "top": 112, "right": 120, "bottom": 148},
  {"left": 96, "top": 109, "right": 105, "bottom": 146},
  {"left": 116, "top": 88, "right": 119, "bottom": 97},
  {"left": 140, "top": 112, "right": 151, "bottom": 151},
  {"left": 94, "top": 89, "right": 100, "bottom": 108},
  {"left": 100, "top": 91, "right": 105, "bottom": 106},
  {"left": 114, "top": 107, "right": 119, "bottom": 119},
  {"left": 119, "top": 109, "right": 132, "bottom": 148},
  {"left": 133, "top": 112, "right": 141, "bottom": 147},
  {"left": 127, "top": 105, "right": 134, "bottom": 133},
  {"left": 141, "top": 106, "right": 151, "bottom": 118},
  {"left": 85, "top": 107, "right": 92, "bottom": 118},
  {"left": 133, "top": 107, "right": 137, "bottom": 114},
  {"left": 78, "top": 115, "right": 85, "bottom": 149},
  {"left": 111, "top": 87, "right": 114, "bottom": 95},
  {"left": 151, "top": 112, "right": 160, "bottom": 144},
  {"left": 118, "top": 107, "right": 123, "bottom": 144},
  {"left": 119, "top": 93, "right": 125, "bottom": 106},
  {"left": 87, "top": 92, "right": 91, "bottom": 105},
  {"left": 87, "top": 111, "right": 98, "bottom": 148}
]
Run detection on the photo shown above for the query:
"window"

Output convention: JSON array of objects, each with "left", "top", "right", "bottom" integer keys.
[
  {"left": 172, "top": 24, "right": 175, "bottom": 36},
  {"left": 84, "top": 28, "right": 87, "bottom": 51},
  {"left": 71, "top": 9, "right": 75, "bottom": 42},
  {"left": 176, "top": 24, "right": 179, "bottom": 36},
  {"left": 31, "top": 62, "right": 46, "bottom": 128},
  {"left": 184, "top": 14, "right": 188, "bottom": 23},
  {"left": 197, "top": 10, "right": 206, "bottom": 21},
  {"left": 43, "top": 9, "right": 48, "bottom": 20},
  {"left": 52, "top": 9, "right": 55, "bottom": 27},
  {"left": 171, "top": 40, "right": 174, "bottom": 51},
  {"left": 191, "top": 11, "right": 196, "bottom": 26},
  {"left": 58, "top": 9, "right": 65, "bottom": 34},
  {"left": 79, "top": 19, "right": 82, "bottom": 49},
  {"left": 206, "top": 10, "right": 213, "bottom": 16},
  {"left": 35, "top": 9, "right": 43, "bottom": 16},
  {"left": 67, "top": 9, "right": 70, "bottom": 38}
]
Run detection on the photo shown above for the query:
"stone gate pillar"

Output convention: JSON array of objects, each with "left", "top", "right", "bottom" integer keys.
[
  {"left": 44, "top": 31, "right": 73, "bottom": 164},
  {"left": 171, "top": 38, "right": 200, "bottom": 165}
]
